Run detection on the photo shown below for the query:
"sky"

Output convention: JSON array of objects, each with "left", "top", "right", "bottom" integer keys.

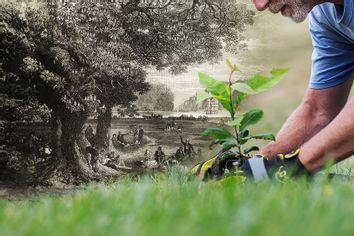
[{"left": 146, "top": 7, "right": 312, "bottom": 107}]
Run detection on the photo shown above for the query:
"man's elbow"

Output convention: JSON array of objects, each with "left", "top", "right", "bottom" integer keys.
[{"left": 300, "top": 99, "right": 336, "bottom": 129}]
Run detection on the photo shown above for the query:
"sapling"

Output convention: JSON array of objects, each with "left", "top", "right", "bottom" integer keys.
[{"left": 197, "top": 60, "right": 288, "bottom": 170}]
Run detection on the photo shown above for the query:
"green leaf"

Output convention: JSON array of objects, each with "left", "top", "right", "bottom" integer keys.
[
  {"left": 247, "top": 68, "right": 288, "bottom": 94},
  {"left": 238, "top": 130, "right": 250, "bottom": 145},
  {"left": 196, "top": 90, "right": 212, "bottom": 103},
  {"left": 238, "top": 137, "right": 249, "bottom": 145},
  {"left": 226, "top": 59, "right": 241, "bottom": 73},
  {"left": 235, "top": 92, "right": 247, "bottom": 107},
  {"left": 232, "top": 83, "right": 255, "bottom": 95},
  {"left": 209, "top": 138, "right": 236, "bottom": 150},
  {"left": 244, "top": 146, "right": 260, "bottom": 155},
  {"left": 225, "top": 116, "right": 244, "bottom": 127},
  {"left": 249, "top": 133, "right": 276, "bottom": 141},
  {"left": 222, "top": 141, "right": 238, "bottom": 151},
  {"left": 240, "top": 109, "right": 263, "bottom": 131},
  {"left": 226, "top": 59, "right": 234, "bottom": 72},
  {"left": 220, "top": 150, "right": 239, "bottom": 161},
  {"left": 198, "top": 72, "right": 233, "bottom": 114},
  {"left": 238, "top": 139, "right": 247, "bottom": 145},
  {"left": 236, "top": 68, "right": 288, "bottom": 105},
  {"left": 240, "top": 129, "right": 249, "bottom": 139},
  {"left": 202, "top": 128, "right": 235, "bottom": 140},
  {"left": 218, "top": 175, "right": 246, "bottom": 186}
]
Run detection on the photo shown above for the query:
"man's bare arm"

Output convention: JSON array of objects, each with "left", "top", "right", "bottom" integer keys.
[
  {"left": 300, "top": 91, "right": 354, "bottom": 172},
  {"left": 261, "top": 79, "right": 352, "bottom": 159}
]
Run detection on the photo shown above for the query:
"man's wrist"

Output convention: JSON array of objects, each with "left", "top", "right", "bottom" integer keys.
[{"left": 298, "top": 144, "right": 320, "bottom": 173}]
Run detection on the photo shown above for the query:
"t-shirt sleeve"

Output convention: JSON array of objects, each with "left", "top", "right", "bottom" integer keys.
[{"left": 309, "top": 9, "right": 354, "bottom": 89}]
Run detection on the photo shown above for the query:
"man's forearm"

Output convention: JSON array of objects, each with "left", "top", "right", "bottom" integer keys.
[
  {"left": 300, "top": 96, "right": 354, "bottom": 172},
  {"left": 261, "top": 102, "right": 333, "bottom": 159},
  {"left": 261, "top": 81, "right": 352, "bottom": 159}
]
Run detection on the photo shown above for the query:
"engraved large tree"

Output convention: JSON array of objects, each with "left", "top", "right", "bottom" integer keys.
[{"left": 56, "top": 0, "right": 254, "bottom": 149}]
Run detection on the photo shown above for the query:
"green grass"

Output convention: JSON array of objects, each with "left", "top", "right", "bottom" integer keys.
[{"left": 1, "top": 168, "right": 354, "bottom": 236}]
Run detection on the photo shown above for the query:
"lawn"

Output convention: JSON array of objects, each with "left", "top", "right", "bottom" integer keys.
[{"left": 1, "top": 168, "right": 354, "bottom": 236}]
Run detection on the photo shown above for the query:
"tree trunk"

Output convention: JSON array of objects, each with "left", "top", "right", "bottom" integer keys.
[
  {"left": 59, "top": 112, "right": 91, "bottom": 181},
  {"left": 57, "top": 111, "right": 123, "bottom": 183},
  {"left": 95, "top": 107, "right": 112, "bottom": 149},
  {"left": 51, "top": 111, "right": 62, "bottom": 160}
]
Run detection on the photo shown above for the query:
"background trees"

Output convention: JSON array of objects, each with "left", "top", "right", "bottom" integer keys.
[
  {"left": 136, "top": 83, "right": 174, "bottom": 111},
  {"left": 1, "top": 0, "right": 254, "bottom": 183}
]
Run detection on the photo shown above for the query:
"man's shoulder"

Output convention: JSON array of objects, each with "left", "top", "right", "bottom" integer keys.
[
  {"left": 309, "top": 1, "right": 354, "bottom": 42},
  {"left": 309, "top": 3, "right": 339, "bottom": 29}
]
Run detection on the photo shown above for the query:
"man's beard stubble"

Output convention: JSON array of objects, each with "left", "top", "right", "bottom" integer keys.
[{"left": 268, "top": 0, "right": 313, "bottom": 22}]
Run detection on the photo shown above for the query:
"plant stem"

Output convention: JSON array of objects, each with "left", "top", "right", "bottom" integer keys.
[{"left": 228, "top": 71, "right": 242, "bottom": 156}]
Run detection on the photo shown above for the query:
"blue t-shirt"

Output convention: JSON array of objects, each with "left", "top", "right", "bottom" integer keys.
[{"left": 309, "top": 0, "right": 354, "bottom": 89}]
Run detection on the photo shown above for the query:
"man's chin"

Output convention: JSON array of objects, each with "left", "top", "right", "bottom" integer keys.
[
  {"left": 289, "top": 14, "right": 308, "bottom": 23},
  {"left": 278, "top": 5, "right": 309, "bottom": 23},
  {"left": 289, "top": 7, "right": 311, "bottom": 23}
]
